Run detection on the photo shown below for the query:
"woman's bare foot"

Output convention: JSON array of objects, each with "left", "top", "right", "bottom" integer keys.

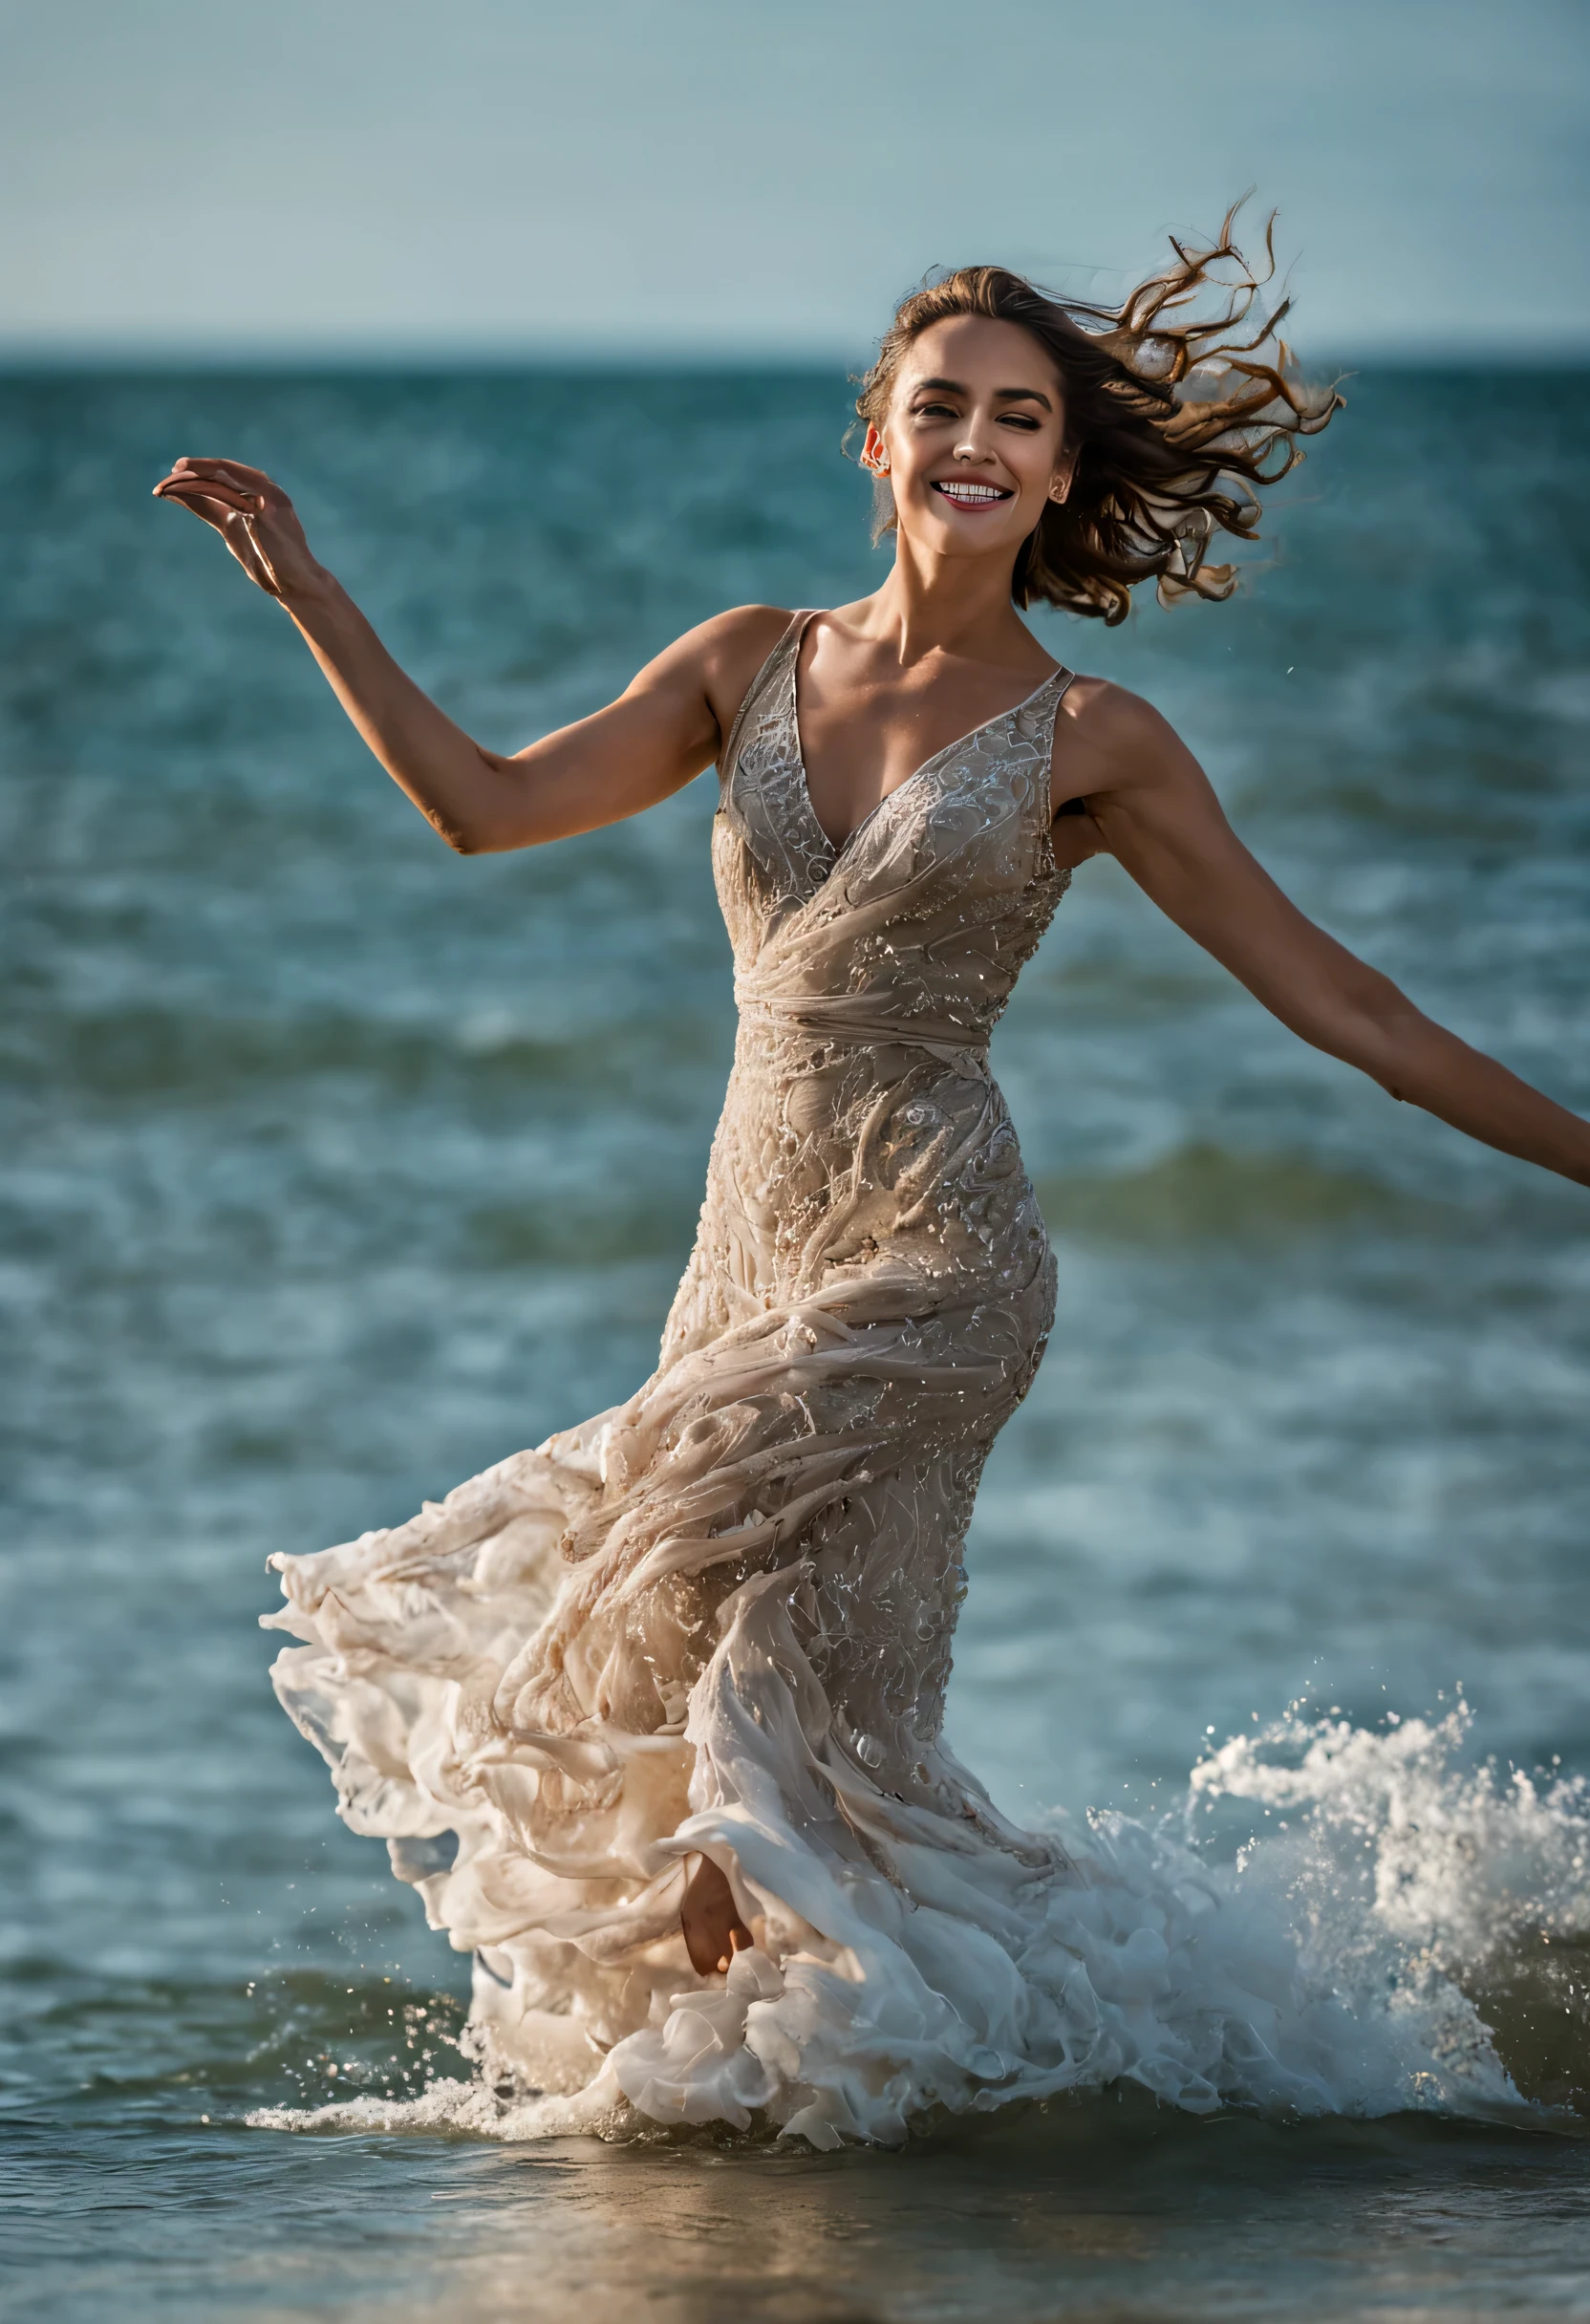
[{"left": 681, "top": 1854, "right": 755, "bottom": 1974}]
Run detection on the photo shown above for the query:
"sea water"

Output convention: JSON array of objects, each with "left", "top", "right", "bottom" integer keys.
[{"left": 2, "top": 365, "right": 1588, "bottom": 2317}]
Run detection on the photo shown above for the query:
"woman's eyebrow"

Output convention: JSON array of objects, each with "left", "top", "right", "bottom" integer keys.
[{"left": 911, "top": 376, "right": 1054, "bottom": 412}]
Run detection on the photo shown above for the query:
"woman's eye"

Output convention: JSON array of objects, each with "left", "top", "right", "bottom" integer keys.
[
  {"left": 999, "top": 414, "right": 1041, "bottom": 431},
  {"left": 913, "top": 402, "right": 957, "bottom": 420}
]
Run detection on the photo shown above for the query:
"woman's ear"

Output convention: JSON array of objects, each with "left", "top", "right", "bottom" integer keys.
[
  {"left": 1048, "top": 454, "right": 1076, "bottom": 506},
  {"left": 859, "top": 423, "right": 892, "bottom": 477}
]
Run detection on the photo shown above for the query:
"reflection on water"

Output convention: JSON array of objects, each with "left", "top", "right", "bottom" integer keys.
[
  {"left": 10, "top": 2085, "right": 1588, "bottom": 2321},
  {"left": 2, "top": 364, "right": 1589, "bottom": 2314}
]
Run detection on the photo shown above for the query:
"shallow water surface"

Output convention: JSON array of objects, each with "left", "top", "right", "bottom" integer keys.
[
  {"left": 11, "top": 2098, "right": 1590, "bottom": 2321},
  {"left": 2, "top": 365, "right": 1589, "bottom": 2315}
]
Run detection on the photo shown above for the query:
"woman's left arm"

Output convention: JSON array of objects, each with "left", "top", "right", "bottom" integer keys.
[{"left": 1058, "top": 683, "right": 1590, "bottom": 1190}]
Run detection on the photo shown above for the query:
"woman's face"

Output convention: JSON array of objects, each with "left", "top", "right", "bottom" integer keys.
[{"left": 866, "top": 314, "right": 1073, "bottom": 569}]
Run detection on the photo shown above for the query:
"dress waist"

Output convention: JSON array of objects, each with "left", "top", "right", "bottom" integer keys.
[{"left": 734, "top": 987, "right": 992, "bottom": 1066}]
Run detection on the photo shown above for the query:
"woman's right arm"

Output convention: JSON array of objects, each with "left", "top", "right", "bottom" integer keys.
[{"left": 153, "top": 456, "right": 787, "bottom": 853}]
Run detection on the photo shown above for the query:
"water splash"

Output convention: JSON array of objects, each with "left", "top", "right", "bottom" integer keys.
[
  {"left": 246, "top": 1704, "right": 1590, "bottom": 2144},
  {"left": 1184, "top": 1701, "right": 1590, "bottom": 2112}
]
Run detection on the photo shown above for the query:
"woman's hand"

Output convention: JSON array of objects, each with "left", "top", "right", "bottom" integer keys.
[{"left": 152, "top": 457, "right": 324, "bottom": 602}]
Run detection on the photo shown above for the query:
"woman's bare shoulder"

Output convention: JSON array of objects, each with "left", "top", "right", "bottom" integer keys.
[
  {"left": 1054, "top": 673, "right": 1190, "bottom": 797},
  {"left": 696, "top": 605, "right": 802, "bottom": 750},
  {"left": 639, "top": 603, "right": 793, "bottom": 682},
  {"left": 698, "top": 602, "right": 799, "bottom": 681},
  {"left": 628, "top": 604, "right": 795, "bottom": 734}
]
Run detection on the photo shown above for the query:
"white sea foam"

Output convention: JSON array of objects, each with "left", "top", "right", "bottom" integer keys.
[
  {"left": 1190, "top": 1701, "right": 1590, "bottom": 1975},
  {"left": 248, "top": 1703, "right": 1588, "bottom": 2145}
]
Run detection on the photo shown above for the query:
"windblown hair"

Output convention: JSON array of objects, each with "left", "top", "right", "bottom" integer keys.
[{"left": 854, "top": 205, "right": 1343, "bottom": 624}]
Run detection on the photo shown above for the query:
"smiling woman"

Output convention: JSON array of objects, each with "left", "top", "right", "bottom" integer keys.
[
  {"left": 152, "top": 205, "right": 1590, "bottom": 2149},
  {"left": 853, "top": 215, "right": 1342, "bottom": 622}
]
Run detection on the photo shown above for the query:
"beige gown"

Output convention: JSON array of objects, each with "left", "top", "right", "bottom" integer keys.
[{"left": 265, "top": 614, "right": 1498, "bottom": 2143}]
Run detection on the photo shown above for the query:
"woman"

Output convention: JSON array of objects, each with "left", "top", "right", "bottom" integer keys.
[{"left": 157, "top": 222, "right": 1588, "bottom": 2145}]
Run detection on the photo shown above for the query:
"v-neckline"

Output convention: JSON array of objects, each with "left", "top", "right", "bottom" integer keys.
[{"left": 785, "top": 617, "right": 1067, "bottom": 870}]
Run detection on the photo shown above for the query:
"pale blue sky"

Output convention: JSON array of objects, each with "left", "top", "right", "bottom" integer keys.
[{"left": 3, "top": 0, "right": 1587, "bottom": 360}]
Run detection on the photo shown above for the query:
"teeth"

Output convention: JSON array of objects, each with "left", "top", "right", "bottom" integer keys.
[{"left": 935, "top": 483, "right": 1007, "bottom": 502}]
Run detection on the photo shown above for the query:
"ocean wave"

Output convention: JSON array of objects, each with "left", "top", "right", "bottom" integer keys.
[{"left": 1186, "top": 1702, "right": 1590, "bottom": 2115}]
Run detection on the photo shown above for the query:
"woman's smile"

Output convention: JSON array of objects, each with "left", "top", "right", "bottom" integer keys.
[{"left": 931, "top": 478, "right": 1015, "bottom": 508}]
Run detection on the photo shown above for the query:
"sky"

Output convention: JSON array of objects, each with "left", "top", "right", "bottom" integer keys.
[{"left": 2, "top": 0, "right": 1587, "bottom": 362}]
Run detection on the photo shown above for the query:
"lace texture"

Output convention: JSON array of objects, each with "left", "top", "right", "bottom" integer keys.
[{"left": 263, "top": 620, "right": 1510, "bottom": 2145}]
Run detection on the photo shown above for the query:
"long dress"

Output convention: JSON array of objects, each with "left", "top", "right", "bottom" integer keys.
[{"left": 263, "top": 613, "right": 1508, "bottom": 2145}]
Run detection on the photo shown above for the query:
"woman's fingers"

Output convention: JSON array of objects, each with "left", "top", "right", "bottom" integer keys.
[
  {"left": 157, "top": 486, "right": 260, "bottom": 534},
  {"left": 153, "top": 454, "right": 315, "bottom": 600},
  {"left": 156, "top": 484, "right": 284, "bottom": 594},
  {"left": 154, "top": 459, "right": 280, "bottom": 519},
  {"left": 158, "top": 484, "right": 243, "bottom": 525},
  {"left": 167, "top": 454, "right": 274, "bottom": 486},
  {"left": 155, "top": 471, "right": 263, "bottom": 507},
  {"left": 156, "top": 490, "right": 262, "bottom": 526},
  {"left": 155, "top": 477, "right": 257, "bottom": 510}
]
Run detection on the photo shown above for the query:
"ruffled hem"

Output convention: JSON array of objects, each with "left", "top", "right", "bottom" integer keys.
[{"left": 264, "top": 1430, "right": 1518, "bottom": 2149}]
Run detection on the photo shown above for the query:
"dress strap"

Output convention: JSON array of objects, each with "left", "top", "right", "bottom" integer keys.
[
  {"left": 1042, "top": 666, "right": 1086, "bottom": 825},
  {"left": 718, "top": 610, "right": 818, "bottom": 785}
]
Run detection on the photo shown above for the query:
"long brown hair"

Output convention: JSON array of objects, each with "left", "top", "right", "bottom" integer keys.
[{"left": 854, "top": 206, "right": 1343, "bottom": 625}]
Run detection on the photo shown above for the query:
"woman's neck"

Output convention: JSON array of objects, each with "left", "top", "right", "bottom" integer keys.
[{"left": 853, "top": 532, "right": 1045, "bottom": 674}]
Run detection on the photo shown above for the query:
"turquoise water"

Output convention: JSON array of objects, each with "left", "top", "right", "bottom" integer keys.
[{"left": 3, "top": 366, "right": 1589, "bottom": 2316}]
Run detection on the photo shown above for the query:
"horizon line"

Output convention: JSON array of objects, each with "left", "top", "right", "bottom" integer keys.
[{"left": 2, "top": 335, "right": 1588, "bottom": 377}]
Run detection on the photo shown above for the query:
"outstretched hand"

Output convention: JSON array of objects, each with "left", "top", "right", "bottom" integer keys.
[{"left": 152, "top": 457, "right": 320, "bottom": 600}]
